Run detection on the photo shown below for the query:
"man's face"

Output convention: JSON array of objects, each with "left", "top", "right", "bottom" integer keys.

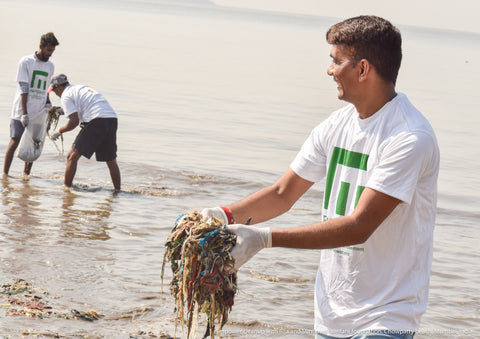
[
  {"left": 51, "top": 86, "right": 63, "bottom": 98},
  {"left": 326, "top": 45, "right": 361, "bottom": 103},
  {"left": 37, "top": 45, "right": 56, "bottom": 62}
]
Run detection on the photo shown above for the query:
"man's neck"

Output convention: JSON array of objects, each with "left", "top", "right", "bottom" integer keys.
[
  {"left": 355, "top": 85, "right": 397, "bottom": 119},
  {"left": 35, "top": 50, "right": 46, "bottom": 62}
]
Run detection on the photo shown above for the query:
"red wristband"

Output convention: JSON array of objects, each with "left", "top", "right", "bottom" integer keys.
[{"left": 220, "top": 206, "right": 234, "bottom": 224}]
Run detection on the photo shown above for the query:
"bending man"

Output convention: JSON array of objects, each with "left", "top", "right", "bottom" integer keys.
[{"left": 49, "top": 74, "right": 121, "bottom": 190}]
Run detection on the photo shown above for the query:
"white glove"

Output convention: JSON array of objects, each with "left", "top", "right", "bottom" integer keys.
[
  {"left": 227, "top": 224, "right": 272, "bottom": 269},
  {"left": 201, "top": 206, "right": 232, "bottom": 225},
  {"left": 51, "top": 131, "right": 62, "bottom": 141},
  {"left": 20, "top": 114, "right": 29, "bottom": 127}
]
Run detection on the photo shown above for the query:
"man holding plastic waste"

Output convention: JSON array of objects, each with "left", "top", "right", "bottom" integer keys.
[
  {"left": 3, "top": 32, "right": 59, "bottom": 176},
  {"left": 48, "top": 74, "right": 121, "bottom": 190},
  {"left": 201, "top": 16, "right": 439, "bottom": 339}
]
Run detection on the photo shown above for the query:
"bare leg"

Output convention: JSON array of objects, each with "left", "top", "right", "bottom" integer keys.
[
  {"left": 64, "top": 148, "right": 82, "bottom": 187},
  {"left": 106, "top": 159, "right": 121, "bottom": 190},
  {"left": 3, "top": 138, "right": 20, "bottom": 175},
  {"left": 24, "top": 161, "right": 33, "bottom": 175}
]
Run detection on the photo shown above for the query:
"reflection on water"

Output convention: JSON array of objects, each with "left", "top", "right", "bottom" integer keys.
[
  {"left": 58, "top": 188, "right": 115, "bottom": 242},
  {"left": 0, "top": 0, "right": 479, "bottom": 337},
  {"left": 2, "top": 175, "right": 42, "bottom": 227}
]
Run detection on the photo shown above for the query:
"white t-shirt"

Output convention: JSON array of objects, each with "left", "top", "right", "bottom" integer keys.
[
  {"left": 290, "top": 93, "right": 440, "bottom": 336},
  {"left": 11, "top": 53, "right": 54, "bottom": 120},
  {"left": 61, "top": 84, "right": 117, "bottom": 123}
]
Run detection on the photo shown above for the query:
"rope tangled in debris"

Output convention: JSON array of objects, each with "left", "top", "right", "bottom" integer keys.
[
  {"left": 46, "top": 106, "right": 64, "bottom": 153},
  {"left": 162, "top": 211, "right": 237, "bottom": 339},
  {"left": 46, "top": 106, "right": 63, "bottom": 136}
]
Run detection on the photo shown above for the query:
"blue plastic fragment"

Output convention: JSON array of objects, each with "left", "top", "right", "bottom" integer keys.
[
  {"left": 175, "top": 214, "right": 185, "bottom": 225},
  {"left": 198, "top": 229, "right": 221, "bottom": 256}
]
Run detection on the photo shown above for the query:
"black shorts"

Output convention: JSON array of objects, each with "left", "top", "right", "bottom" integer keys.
[{"left": 73, "top": 118, "right": 118, "bottom": 162}]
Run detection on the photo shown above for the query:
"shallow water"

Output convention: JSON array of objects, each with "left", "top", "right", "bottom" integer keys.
[{"left": 0, "top": 0, "right": 479, "bottom": 337}]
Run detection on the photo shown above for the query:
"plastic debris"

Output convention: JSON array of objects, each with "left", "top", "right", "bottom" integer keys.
[
  {"left": 0, "top": 278, "right": 102, "bottom": 321},
  {"left": 162, "top": 211, "right": 237, "bottom": 339}
]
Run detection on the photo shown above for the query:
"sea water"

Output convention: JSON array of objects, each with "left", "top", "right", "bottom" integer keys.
[{"left": 0, "top": 0, "right": 478, "bottom": 337}]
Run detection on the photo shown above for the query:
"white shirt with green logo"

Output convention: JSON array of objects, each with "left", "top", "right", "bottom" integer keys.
[
  {"left": 11, "top": 53, "right": 54, "bottom": 120},
  {"left": 290, "top": 92, "right": 440, "bottom": 336}
]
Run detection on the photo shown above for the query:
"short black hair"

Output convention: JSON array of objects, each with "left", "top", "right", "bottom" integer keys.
[
  {"left": 326, "top": 16, "right": 402, "bottom": 85},
  {"left": 40, "top": 32, "right": 59, "bottom": 47}
]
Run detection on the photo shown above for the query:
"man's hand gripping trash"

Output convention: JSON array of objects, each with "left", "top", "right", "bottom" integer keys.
[
  {"left": 46, "top": 106, "right": 64, "bottom": 141},
  {"left": 201, "top": 207, "right": 272, "bottom": 269}
]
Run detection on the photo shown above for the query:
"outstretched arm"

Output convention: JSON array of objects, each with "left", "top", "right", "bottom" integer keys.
[
  {"left": 227, "top": 168, "right": 314, "bottom": 225},
  {"left": 224, "top": 173, "right": 401, "bottom": 268},
  {"left": 58, "top": 112, "right": 80, "bottom": 134},
  {"left": 272, "top": 187, "right": 401, "bottom": 249}
]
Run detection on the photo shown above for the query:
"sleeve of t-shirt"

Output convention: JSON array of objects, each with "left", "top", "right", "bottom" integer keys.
[
  {"left": 16, "top": 57, "right": 30, "bottom": 84},
  {"left": 290, "top": 123, "right": 328, "bottom": 183},
  {"left": 366, "top": 130, "right": 437, "bottom": 204},
  {"left": 61, "top": 91, "right": 78, "bottom": 117}
]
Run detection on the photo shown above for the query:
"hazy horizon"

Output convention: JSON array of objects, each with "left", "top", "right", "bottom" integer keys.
[{"left": 213, "top": 0, "right": 480, "bottom": 34}]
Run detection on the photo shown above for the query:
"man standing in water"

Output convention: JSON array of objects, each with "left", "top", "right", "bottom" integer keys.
[
  {"left": 49, "top": 74, "right": 121, "bottom": 190},
  {"left": 202, "top": 16, "right": 439, "bottom": 338},
  {"left": 3, "top": 32, "right": 59, "bottom": 176}
]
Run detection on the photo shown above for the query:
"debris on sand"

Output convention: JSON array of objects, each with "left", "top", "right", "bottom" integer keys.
[{"left": 0, "top": 278, "right": 103, "bottom": 321}]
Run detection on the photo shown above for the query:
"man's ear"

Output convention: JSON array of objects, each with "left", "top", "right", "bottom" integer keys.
[{"left": 358, "top": 59, "right": 370, "bottom": 80}]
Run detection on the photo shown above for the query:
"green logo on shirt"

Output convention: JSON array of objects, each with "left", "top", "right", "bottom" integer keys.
[
  {"left": 30, "top": 70, "right": 49, "bottom": 90},
  {"left": 324, "top": 147, "right": 369, "bottom": 216}
]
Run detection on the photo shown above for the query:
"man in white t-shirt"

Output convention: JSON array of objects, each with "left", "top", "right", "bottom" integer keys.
[
  {"left": 48, "top": 74, "right": 121, "bottom": 190},
  {"left": 3, "top": 32, "right": 59, "bottom": 176},
  {"left": 201, "top": 16, "right": 439, "bottom": 339}
]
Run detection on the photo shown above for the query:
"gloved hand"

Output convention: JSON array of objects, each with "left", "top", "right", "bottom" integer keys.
[
  {"left": 227, "top": 224, "right": 272, "bottom": 269},
  {"left": 201, "top": 206, "right": 234, "bottom": 225},
  {"left": 51, "top": 130, "right": 62, "bottom": 141},
  {"left": 20, "top": 114, "right": 29, "bottom": 127}
]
